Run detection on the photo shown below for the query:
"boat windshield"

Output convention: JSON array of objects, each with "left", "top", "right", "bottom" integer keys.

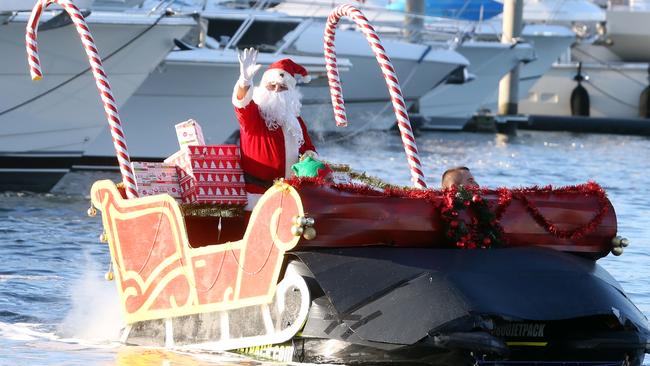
[{"left": 206, "top": 17, "right": 300, "bottom": 52}]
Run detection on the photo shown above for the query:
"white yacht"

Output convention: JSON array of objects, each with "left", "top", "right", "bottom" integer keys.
[
  {"left": 418, "top": 40, "right": 536, "bottom": 130},
  {"left": 78, "top": 49, "right": 343, "bottom": 167},
  {"left": 270, "top": 0, "right": 579, "bottom": 130},
  {"left": 78, "top": 3, "right": 469, "bottom": 167},
  {"left": 519, "top": 61, "right": 648, "bottom": 119},
  {"left": 0, "top": 7, "right": 195, "bottom": 191},
  {"left": 284, "top": 21, "right": 469, "bottom": 132},
  {"left": 416, "top": 24, "right": 574, "bottom": 130},
  {"left": 518, "top": 0, "right": 650, "bottom": 121},
  {"left": 480, "top": 24, "right": 577, "bottom": 114}
]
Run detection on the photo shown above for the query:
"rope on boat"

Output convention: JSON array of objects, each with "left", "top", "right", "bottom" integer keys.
[
  {"left": 2, "top": 11, "right": 166, "bottom": 117},
  {"left": 324, "top": 5, "right": 427, "bottom": 189},
  {"left": 26, "top": 0, "right": 138, "bottom": 198}
]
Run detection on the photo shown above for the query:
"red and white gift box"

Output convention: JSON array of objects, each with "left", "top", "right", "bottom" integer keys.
[
  {"left": 166, "top": 145, "right": 247, "bottom": 205},
  {"left": 174, "top": 119, "right": 205, "bottom": 150},
  {"left": 132, "top": 161, "right": 182, "bottom": 201}
]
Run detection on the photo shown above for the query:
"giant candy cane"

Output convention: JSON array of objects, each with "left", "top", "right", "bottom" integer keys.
[
  {"left": 26, "top": 0, "right": 138, "bottom": 198},
  {"left": 324, "top": 5, "right": 427, "bottom": 189}
]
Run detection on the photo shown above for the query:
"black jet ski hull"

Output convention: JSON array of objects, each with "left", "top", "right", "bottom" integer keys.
[{"left": 286, "top": 247, "right": 650, "bottom": 365}]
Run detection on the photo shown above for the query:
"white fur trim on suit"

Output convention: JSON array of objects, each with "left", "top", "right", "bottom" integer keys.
[
  {"left": 232, "top": 81, "right": 254, "bottom": 109},
  {"left": 261, "top": 69, "right": 297, "bottom": 89}
]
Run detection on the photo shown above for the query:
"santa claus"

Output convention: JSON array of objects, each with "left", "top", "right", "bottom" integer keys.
[{"left": 232, "top": 47, "right": 318, "bottom": 195}]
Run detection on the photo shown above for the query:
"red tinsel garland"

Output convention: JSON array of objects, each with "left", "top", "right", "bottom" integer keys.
[
  {"left": 285, "top": 177, "right": 610, "bottom": 243},
  {"left": 502, "top": 181, "right": 609, "bottom": 240}
]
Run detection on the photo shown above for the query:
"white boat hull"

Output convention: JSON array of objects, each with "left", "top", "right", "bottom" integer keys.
[
  {"left": 606, "top": 9, "right": 650, "bottom": 62},
  {"left": 80, "top": 49, "right": 342, "bottom": 161},
  {"left": 81, "top": 23, "right": 468, "bottom": 162},
  {"left": 520, "top": 62, "right": 649, "bottom": 119},
  {"left": 0, "top": 11, "right": 194, "bottom": 190},
  {"left": 418, "top": 41, "right": 534, "bottom": 130},
  {"left": 480, "top": 25, "right": 576, "bottom": 112}
]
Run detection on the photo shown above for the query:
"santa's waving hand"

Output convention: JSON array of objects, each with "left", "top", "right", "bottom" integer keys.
[
  {"left": 232, "top": 48, "right": 318, "bottom": 195},
  {"left": 237, "top": 48, "right": 262, "bottom": 87}
]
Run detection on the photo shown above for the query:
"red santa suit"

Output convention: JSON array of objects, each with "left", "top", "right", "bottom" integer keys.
[{"left": 232, "top": 59, "right": 317, "bottom": 194}]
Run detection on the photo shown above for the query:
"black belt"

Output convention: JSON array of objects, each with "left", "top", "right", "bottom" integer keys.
[{"left": 244, "top": 173, "right": 274, "bottom": 190}]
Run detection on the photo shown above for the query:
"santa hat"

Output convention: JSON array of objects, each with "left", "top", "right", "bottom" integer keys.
[{"left": 260, "top": 58, "right": 311, "bottom": 89}]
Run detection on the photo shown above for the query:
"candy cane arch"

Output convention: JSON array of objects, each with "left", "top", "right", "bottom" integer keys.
[
  {"left": 324, "top": 5, "right": 427, "bottom": 189},
  {"left": 26, "top": 0, "right": 138, "bottom": 198}
]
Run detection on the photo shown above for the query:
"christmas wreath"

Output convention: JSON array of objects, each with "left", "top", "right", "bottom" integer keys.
[{"left": 440, "top": 185, "right": 505, "bottom": 249}]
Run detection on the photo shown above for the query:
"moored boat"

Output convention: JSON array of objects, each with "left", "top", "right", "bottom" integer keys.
[{"left": 0, "top": 6, "right": 195, "bottom": 192}]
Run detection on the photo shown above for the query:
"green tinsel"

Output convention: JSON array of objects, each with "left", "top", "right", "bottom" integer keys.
[
  {"left": 328, "top": 163, "right": 400, "bottom": 190},
  {"left": 180, "top": 204, "right": 245, "bottom": 218}
]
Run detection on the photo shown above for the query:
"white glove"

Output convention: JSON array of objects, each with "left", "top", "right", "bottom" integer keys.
[{"left": 237, "top": 47, "right": 262, "bottom": 87}]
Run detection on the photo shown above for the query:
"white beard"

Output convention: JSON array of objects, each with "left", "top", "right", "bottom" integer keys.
[{"left": 253, "top": 86, "right": 305, "bottom": 147}]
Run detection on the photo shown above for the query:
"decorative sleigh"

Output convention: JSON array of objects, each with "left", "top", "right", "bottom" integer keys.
[
  {"left": 90, "top": 180, "right": 310, "bottom": 349},
  {"left": 26, "top": 1, "right": 649, "bottom": 364}
]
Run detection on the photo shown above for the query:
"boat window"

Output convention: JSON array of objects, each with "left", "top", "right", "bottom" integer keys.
[
  {"left": 236, "top": 21, "right": 299, "bottom": 52},
  {"left": 207, "top": 18, "right": 246, "bottom": 46}
]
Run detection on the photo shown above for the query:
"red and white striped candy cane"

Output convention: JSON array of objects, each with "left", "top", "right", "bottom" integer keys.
[
  {"left": 26, "top": 0, "right": 138, "bottom": 198},
  {"left": 324, "top": 5, "right": 427, "bottom": 189}
]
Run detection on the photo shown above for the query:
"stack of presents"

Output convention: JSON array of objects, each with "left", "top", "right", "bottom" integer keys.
[{"left": 131, "top": 119, "right": 247, "bottom": 206}]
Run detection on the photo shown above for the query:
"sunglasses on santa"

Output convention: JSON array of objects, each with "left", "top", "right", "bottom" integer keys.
[{"left": 265, "top": 82, "right": 288, "bottom": 92}]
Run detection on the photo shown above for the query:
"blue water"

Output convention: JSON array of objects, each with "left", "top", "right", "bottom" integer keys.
[{"left": 1, "top": 130, "right": 649, "bottom": 365}]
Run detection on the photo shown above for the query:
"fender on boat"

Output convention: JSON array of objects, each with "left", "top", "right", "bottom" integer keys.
[{"left": 291, "top": 247, "right": 650, "bottom": 347}]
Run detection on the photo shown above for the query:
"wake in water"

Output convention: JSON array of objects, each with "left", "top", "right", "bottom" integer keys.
[{"left": 58, "top": 252, "right": 124, "bottom": 343}]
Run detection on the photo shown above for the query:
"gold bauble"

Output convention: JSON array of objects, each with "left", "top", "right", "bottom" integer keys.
[
  {"left": 87, "top": 206, "right": 97, "bottom": 217},
  {"left": 291, "top": 225, "right": 304, "bottom": 237},
  {"left": 302, "top": 226, "right": 317, "bottom": 240},
  {"left": 293, "top": 215, "right": 303, "bottom": 226},
  {"left": 99, "top": 232, "right": 108, "bottom": 243},
  {"left": 620, "top": 238, "right": 630, "bottom": 247},
  {"left": 611, "top": 246, "right": 624, "bottom": 256},
  {"left": 105, "top": 271, "right": 114, "bottom": 281},
  {"left": 611, "top": 236, "right": 623, "bottom": 247}
]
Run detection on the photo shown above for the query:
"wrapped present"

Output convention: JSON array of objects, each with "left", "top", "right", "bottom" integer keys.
[
  {"left": 167, "top": 145, "right": 247, "bottom": 205},
  {"left": 174, "top": 119, "right": 205, "bottom": 150},
  {"left": 132, "top": 161, "right": 182, "bottom": 201},
  {"left": 163, "top": 149, "right": 184, "bottom": 165}
]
